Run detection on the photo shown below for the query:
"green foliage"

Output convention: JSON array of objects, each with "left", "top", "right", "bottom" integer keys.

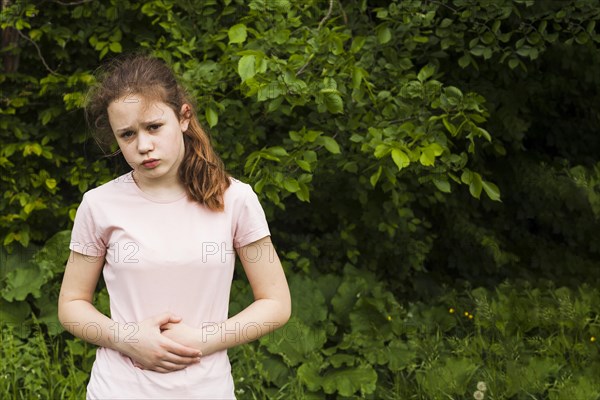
[
  {"left": 1, "top": 0, "right": 599, "bottom": 398},
  {"left": 2, "top": 273, "right": 599, "bottom": 398},
  {"left": 0, "top": 319, "right": 94, "bottom": 399},
  {"left": 229, "top": 278, "right": 600, "bottom": 399},
  {"left": 2, "top": 0, "right": 598, "bottom": 282},
  {"left": 0, "top": 231, "right": 70, "bottom": 336}
]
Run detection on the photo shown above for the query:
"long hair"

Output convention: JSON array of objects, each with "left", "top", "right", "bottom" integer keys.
[{"left": 84, "top": 54, "right": 230, "bottom": 211}]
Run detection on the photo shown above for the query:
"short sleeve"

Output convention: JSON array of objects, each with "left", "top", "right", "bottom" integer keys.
[
  {"left": 69, "top": 194, "right": 107, "bottom": 257},
  {"left": 233, "top": 185, "right": 271, "bottom": 248}
]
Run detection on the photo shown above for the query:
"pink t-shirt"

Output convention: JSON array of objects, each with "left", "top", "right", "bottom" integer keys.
[{"left": 69, "top": 171, "right": 270, "bottom": 399}]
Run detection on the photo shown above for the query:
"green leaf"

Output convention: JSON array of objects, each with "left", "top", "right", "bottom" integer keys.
[
  {"left": 283, "top": 178, "right": 300, "bottom": 193},
  {"left": 374, "top": 144, "right": 390, "bottom": 159},
  {"left": 476, "top": 127, "right": 492, "bottom": 141},
  {"left": 205, "top": 106, "right": 218, "bottom": 128},
  {"left": 34, "top": 230, "right": 71, "bottom": 275},
  {"left": 350, "top": 36, "right": 366, "bottom": 53},
  {"left": 330, "top": 35, "right": 344, "bottom": 55},
  {"left": 289, "top": 274, "right": 328, "bottom": 324},
  {"left": 417, "top": 64, "right": 435, "bottom": 82},
  {"left": 492, "top": 20, "right": 501, "bottom": 34},
  {"left": 29, "top": 28, "right": 43, "bottom": 41},
  {"left": 298, "top": 361, "right": 324, "bottom": 391},
  {"left": 228, "top": 24, "right": 247, "bottom": 44},
  {"left": 470, "top": 45, "right": 487, "bottom": 57},
  {"left": 265, "top": 187, "right": 280, "bottom": 204},
  {"left": 296, "top": 182, "right": 310, "bottom": 202},
  {"left": 428, "top": 143, "right": 444, "bottom": 156},
  {"left": 45, "top": 178, "right": 57, "bottom": 189},
  {"left": 329, "top": 354, "right": 357, "bottom": 368},
  {"left": 237, "top": 55, "right": 256, "bottom": 82},
  {"left": 322, "top": 92, "right": 344, "bottom": 114},
  {"left": 321, "top": 136, "right": 341, "bottom": 154},
  {"left": 469, "top": 172, "right": 483, "bottom": 199},
  {"left": 0, "top": 298, "right": 31, "bottom": 326},
  {"left": 260, "top": 356, "right": 290, "bottom": 387},
  {"left": 433, "top": 178, "right": 451, "bottom": 193},
  {"left": 321, "top": 364, "right": 378, "bottom": 396},
  {"left": 387, "top": 339, "right": 417, "bottom": 371},
  {"left": 370, "top": 166, "right": 383, "bottom": 187},
  {"left": 99, "top": 46, "right": 109, "bottom": 60},
  {"left": 444, "top": 86, "right": 463, "bottom": 102},
  {"left": 443, "top": 117, "right": 457, "bottom": 135},
  {"left": 440, "top": 18, "right": 452, "bottom": 28},
  {"left": 296, "top": 159, "right": 311, "bottom": 172},
  {"left": 351, "top": 67, "right": 364, "bottom": 89},
  {"left": 24, "top": 203, "right": 35, "bottom": 214},
  {"left": 262, "top": 317, "right": 327, "bottom": 366},
  {"left": 2, "top": 264, "right": 46, "bottom": 301},
  {"left": 458, "top": 54, "right": 471, "bottom": 68},
  {"left": 419, "top": 148, "right": 436, "bottom": 166},
  {"left": 377, "top": 26, "right": 392, "bottom": 44},
  {"left": 267, "top": 146, "right": 288, "bottom": 157},
  {"left": 109, "top": 42, "right": 122, "bottom": 53},
  {"left": 461, "top": 170, "right": 473, "bottom": 184},
  {"left": 482, "top": 180, "right": 501, "bottom": 201},
  {"left": 391, "top": 149, "right": 410, "bottom": 170}
]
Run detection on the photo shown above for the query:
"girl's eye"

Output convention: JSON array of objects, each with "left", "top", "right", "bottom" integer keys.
[
  {"left": 121, "top": 131, "right": 134, "bottom": 139},
  {"left": 148, "top": 124, "right": 161, "bottom": 131}
]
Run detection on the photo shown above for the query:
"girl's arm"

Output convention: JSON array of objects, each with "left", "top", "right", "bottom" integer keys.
[
  {"left": 161, "top": 236, "right": 291, "bottom": 355},
  {"left": 58, "top": 250, "right": 202, "bottom": 372}
]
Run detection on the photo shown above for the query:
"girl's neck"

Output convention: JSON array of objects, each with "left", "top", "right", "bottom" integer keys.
[{"left": 132, "top": 170, "right": 186, "bottom": 201}]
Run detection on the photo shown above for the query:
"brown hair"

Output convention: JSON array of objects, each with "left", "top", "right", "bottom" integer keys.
[{"left": 85, "top": 53, "right": 230, "bottom": 211}]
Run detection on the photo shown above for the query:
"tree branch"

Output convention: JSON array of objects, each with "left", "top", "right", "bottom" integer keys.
[
  {"left": 337, "top": 0, "right": 348, "bottom": 25},
  {"left": 52, "top": 0, "right": 93, "bottom": 5},
  {"left": 317, "top": 0, "right": 335, "bottom": 30},
  {"left": 15, "top": 29, "right": 63, "bottom": 76},
  {"left": 296, "top": 0, "right": 336, "bottom": 76}
]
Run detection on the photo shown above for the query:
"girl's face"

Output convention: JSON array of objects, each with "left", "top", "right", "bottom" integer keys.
[{"left": 107, "top": 95, "right": 190, "bottom": 187}]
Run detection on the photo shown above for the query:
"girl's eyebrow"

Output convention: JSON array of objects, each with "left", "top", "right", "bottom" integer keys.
[{"left": 115, "top": 119, "right": 164, "bottom": 133}]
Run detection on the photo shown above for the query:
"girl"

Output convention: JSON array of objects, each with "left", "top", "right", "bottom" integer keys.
[{"left": 58, "top": 54, "right": 291, "bottom": 399}]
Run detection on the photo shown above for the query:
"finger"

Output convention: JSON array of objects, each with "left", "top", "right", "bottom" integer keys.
[
  {"left": 160, "top": 322, "right": 175, "bottom": 330},
  {"left": 163, "top": 337, "right": 202, "bottom": 357},
  {"left": 139, "top": 360, "right": 187, "bottom": 373},
  {"left": 162, "top": 353, "right": 202, "bottom": 366},
  {"left": 158, "top": 359, "right": 195, "bottom": 372},
  {"left": 167, "top": 315, "right": 183, "bottom": 323},
  {"left": 154, "top": 312, "right": 182, "bottom": 326}
]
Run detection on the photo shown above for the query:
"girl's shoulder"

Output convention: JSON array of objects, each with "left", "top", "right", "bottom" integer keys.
[
  {"left": 223, "top": 177, "right": 263, "bottom": 211},
  {"left": 225, "top": 177, "right": 256, "bottom": 198}
]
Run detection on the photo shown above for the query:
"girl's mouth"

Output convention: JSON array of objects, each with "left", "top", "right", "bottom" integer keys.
[{"left": 142, "top": 159, "right": 160, "bottom": 169}]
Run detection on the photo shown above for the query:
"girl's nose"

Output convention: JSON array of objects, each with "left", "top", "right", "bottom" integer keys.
[{"left": 136, "top": 131, "right": 154, "bottom": 153}]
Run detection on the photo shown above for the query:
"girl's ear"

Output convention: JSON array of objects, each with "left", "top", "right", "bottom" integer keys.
[{"left": 179, "top": 103, "right": 191, "bottom": 132}]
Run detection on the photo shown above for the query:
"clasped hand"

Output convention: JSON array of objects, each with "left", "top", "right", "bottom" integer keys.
[{"left": 120, "top": 313, "right": 203, "bottom": 373}]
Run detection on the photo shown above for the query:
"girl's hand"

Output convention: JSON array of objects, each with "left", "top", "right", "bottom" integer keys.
[
  {"left": 119, "top": 313, "right": 201, "bottom": 373},
  {"left": 160, "top": 320, "right": 205, "bottom": 354}
]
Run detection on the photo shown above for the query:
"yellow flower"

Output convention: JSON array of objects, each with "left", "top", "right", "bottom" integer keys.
[
  {"left": 591, "top": 336, "right": 597, "bottom": 343},
  {"left": 464, "top": 311, "right": 470, "bottom": 317},
  {"left": 449, "top": 308, "right": 455, "bottom": 314},
  {"left": 387, "top": 315, "right": 392, "bottom": 321},
  {"left": 468, "top": 314, "right": 474, "bottom": 320}
]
